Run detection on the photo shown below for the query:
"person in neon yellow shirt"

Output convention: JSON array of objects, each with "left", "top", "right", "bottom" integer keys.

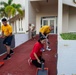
[
  {"left": 39, "top": 25, "right": 54, "bottom": 51},
  {"left": 0, "top": 18, "right": 13, "bottom": 60}
]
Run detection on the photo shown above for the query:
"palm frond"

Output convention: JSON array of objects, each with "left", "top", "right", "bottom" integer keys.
[
  {"left": 12, "top": 3, "right": 16, "bottom": 8},
  {"left": 0, "top": 1, "right": 8, "bottom": 7},
  {"left": 0, "top": 7, "right": 5, "bottom": 11},
  {"left": 0, "top": 11, "right": 7, "bottom": 18},
  {"left": 0, "top": 12, "right": 4, "bottom": 18},
  {"left": 16, "top": 4, "right": 22, "bottom": 8},
  {"left": 5, "top": 5, "right": 13, "bottom": 17},
  {"left": 0, "top": 8, "right": 5, "bottom": 16},
  {"left": 0, "top": 0, "right": 23, "bottom": 19},
  {"left": 17, "top": 9, "right": 23, "bottom": 16},
  {"left": 12, "top": 3, "right": 21, "bottom": 9},
  {"left": 8, "top": 0, "right": 13, "bottom": 5},
  {"left": 11, "top": 8, "right": 16, "bottom": 16}
]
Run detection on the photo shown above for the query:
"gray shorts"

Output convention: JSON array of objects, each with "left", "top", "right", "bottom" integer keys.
[{"left": 32, "top": 31, "right": 36, "bottom": 37}]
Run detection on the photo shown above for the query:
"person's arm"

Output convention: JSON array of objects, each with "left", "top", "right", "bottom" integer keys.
[
  {"left": 2, "top": 31, "right": 4, "bottom": 36},
  {"left": 0, "top": 31, "right": 4, "bottom": 38},
  {"left": 34, "top": 52, "right": 41, "bottom": 63},
  {"left": 26, "top": 27, "right": 31, "bottom": 32},
  {"left": 26, "top": 29, "right": 30, "bottom": 32},
  {"left": 0, "top": 26, "right": 5, "bottom": 38}
]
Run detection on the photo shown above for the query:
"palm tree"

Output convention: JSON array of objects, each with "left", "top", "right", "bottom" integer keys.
[{"left": 0, "top": 0, "right": 23, "bottom": 19}]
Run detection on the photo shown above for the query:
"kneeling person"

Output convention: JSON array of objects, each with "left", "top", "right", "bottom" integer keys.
[{"left": 30, "top": 36, "right": 46, "bottom": 68}]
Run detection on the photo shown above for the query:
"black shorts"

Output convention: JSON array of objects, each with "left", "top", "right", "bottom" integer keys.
[
  {"left": 39, "top": 32, "right": 46, "bottom": 38},
  {"left": 3, "top": 36, "right": 13, "bottom": 46},
  {"left": 39, "top": 32, "right": 49, "bottom": 39},
  {"left": 32, "top": 56, "right": 45, "bottom": 68}
]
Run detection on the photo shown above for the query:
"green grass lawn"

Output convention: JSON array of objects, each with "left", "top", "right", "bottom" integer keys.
[{"left": 60, "top": 33, "right": 76, "bottom": 40}]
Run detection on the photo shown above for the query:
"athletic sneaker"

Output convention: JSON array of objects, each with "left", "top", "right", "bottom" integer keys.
[
  {"left": 42, "top": 49, "right": 45, "bottom": 52},
  {"left": 46, "top": 47, "right": 51, "bottom": 51},
  {"left": 10, "top": 50, "right": 14, "bottom": 54},
  {"left": 47, "top": 42, "right": 50, "bottom": 44},
  {"left": 3, "top": 55, "right": 11, "bottom": 60},
  {"left": 41, "top": 48, "right": 45, "bottom": 52}
]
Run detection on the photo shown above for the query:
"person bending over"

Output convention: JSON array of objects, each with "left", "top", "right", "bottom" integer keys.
[{"left": 39, "top": 25, "right": 54, "bottom": 51}]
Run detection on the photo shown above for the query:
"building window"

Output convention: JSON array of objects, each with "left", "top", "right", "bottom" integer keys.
[
  {"left": 19, "top": 18, "right": 20, "bottom": 31},
  {"left": 18, "top": 18, "right": 23, "bottom": 32},
  {"left": 10, "top": 17, "right": 24, "bottom": 34},
  {"left": 21, "top": 18, "right": 23, "bottom": 31}
]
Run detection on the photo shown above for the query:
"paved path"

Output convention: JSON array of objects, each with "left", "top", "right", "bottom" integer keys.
[{"left": 0, "top": 35, "right": 57, "bottom": 75}]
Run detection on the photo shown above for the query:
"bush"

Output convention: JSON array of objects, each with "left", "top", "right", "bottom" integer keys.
[{"left": 60, "top": 33, "right": 76, "bottom": 40}]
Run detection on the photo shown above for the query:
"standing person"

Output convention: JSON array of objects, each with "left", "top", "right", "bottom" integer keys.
[
  {"left": 39, "top": 25, "right": 54, "bottom": 51},
  {"left": 29, "top": 36, "right": 46, "bottom": 68},
  {"left": 0, "top": 18, "right": 13, "bottom": 60},
  {"left": 31, "top": 24, "right": 36, "bottom": 40},
  {"left": 26, "top": 24, "right": 36, "bottom": 39},
  {"left": 26, "top": 24, "right": 31, "bottom": 39}
]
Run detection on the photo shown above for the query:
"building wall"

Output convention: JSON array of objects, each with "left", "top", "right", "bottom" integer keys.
[
  {"left": 58, "top": 40, "right": 76, "bottom": 75},
  {"left": 69, "top": 6, "right": 76, "bottom": 32},
  {"left": 27, "top": 2, "right": 37, "bottom": 39},
  {"left": 58, "top": 1, "right": 76, "bottom": 75},
  {"left": 15, "top": 34, "right": 28, "bottom": 47},
  {"left": 62, "top": 5, "right": 76, "bottom": 33},
  {"left": 62, "top": 0, "right": 76, "bottom": 7},
  {"left": 36, "top": 5, "right": 58, "bottom": 34},
  {"left": 28, "top": 2, "right": 36, "bottom": 27},
  {"left": 62, "top": 5, "right": 69, "bottom": 33}
]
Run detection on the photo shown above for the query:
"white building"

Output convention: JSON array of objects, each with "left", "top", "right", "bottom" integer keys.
[
  {"left": 0, "top": 0, "right": 76, "bottom": 75},
  {"left": 11, "top": 0, "right": 76, "bottom": 46}
]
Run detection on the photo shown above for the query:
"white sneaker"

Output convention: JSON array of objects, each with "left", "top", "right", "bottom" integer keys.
[
  {"left": 42, "top": 49, "right": 45, "bottom": 52},
  {"left": 46, "top": 47, "right": 51, "bottom": 51},
  {"left": 41, "top": 48, "right": 45, "bottom": 52}
]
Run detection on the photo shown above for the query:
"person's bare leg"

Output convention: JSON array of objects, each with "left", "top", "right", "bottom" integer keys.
[
  {"left": 46, "top": 38, "right": 51, "bottom": 51},
  {"left": 5, "top": 45, "right": 10, "bottom": 54},
  {"left": 3, "top": 44, "right": 11, "bottom": 60}
]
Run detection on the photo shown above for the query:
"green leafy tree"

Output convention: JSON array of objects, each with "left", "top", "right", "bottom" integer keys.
[{"left": 0, "top": 0, "right": 23, "bottom": 19}]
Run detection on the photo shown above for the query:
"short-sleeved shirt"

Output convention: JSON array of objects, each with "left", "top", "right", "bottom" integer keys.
[
  {"left": 1, "top": 24, "right": 12, "bottom": 36},
  {"left": 39, "top": 25, "right": 51, "bottom": 34},
  {"left": 30, "top": 42, "right": 44, "bottom": 60},
  {"left": 30, "top": 25, "right": 35, "bottom": 32}
]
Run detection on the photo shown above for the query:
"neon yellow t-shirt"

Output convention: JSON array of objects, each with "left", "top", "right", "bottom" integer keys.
[
  {"left": 1, "top": 24, "right": 12, "bottom": 36},
  {"left": 39, "top": 25, "right": 51, "bottom": 34}
]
